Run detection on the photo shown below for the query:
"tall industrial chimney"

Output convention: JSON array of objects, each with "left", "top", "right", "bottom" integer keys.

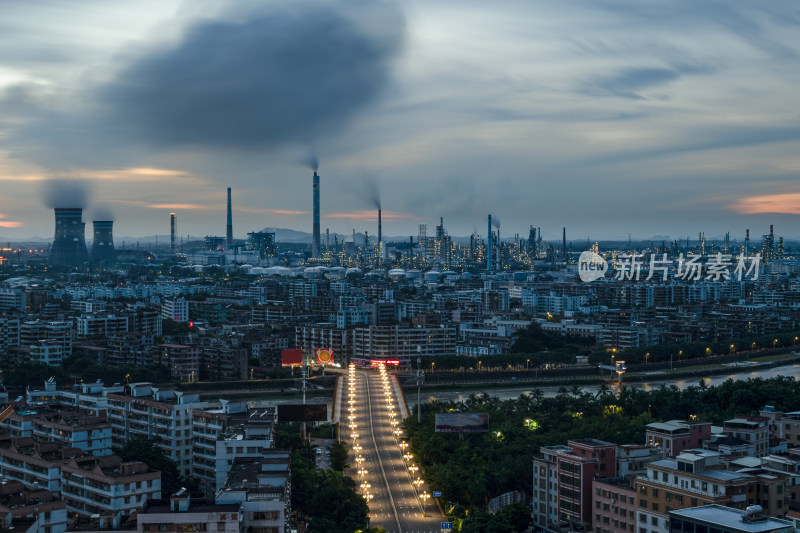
[
  {"left": 90, "top": 220, "right": 116, "bottom": 263},
  {"left": 487, "top": 214, "right": 493, "bottom": 271},
  {"left": 378, "top": 208, "right": 383, "bottom": 262},
  {"left": 745, "top": 228, "right": 750, "bottom": 255},
  {"left": 562, "top": 227, "right": 567, "bottom": 261},
  {"left": 170, "top": 213, "right": 176, "bottom": 253},
  {"left": 226, "top": 187, "right": 233, "bottom": 250},
  {"left": 49, "top": 208, "right": 89, "bottom": 265},
  {"left": 312, "top": 172, "right": 320, "bottom": 258}
]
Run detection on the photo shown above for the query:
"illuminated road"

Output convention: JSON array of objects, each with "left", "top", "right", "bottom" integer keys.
[{"left": 342, "top": 364, "right": 443, "bottom": 533}]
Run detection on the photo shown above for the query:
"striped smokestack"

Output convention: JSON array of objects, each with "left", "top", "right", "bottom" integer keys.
[
  {"left": 312, "top": 171, "right": 320, "bottom": 258},
  {"left": 226, "top": 187, "right": 233, "bottom": 250}
]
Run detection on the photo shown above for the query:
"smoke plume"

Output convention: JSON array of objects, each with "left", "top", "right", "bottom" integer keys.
[
  {"left": 1, "top": 1, "right": 405, "bottom": 169},
  {"left": 303, "top": 150, "right": 319, "bottom": 172},
  {"left": 492, "top": 216, "right": 501, "bottom": 229},
  {"left": 366, "top": 178, "right": 381, "bottom": 210},
  {"left": 92, "top": 205, "right": 115, "bottom": 221},
  {"left": 43, "top": 179, "right": 91, "bottom": 209}
]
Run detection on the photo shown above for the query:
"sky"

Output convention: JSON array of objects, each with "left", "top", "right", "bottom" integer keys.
[{"left": 1, "top": 0, "right": 800, "bottom": 243}]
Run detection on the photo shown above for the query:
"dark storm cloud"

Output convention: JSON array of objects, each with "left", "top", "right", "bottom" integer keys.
[
  {"left": 100, "top": 1, "right": 404, "bottom": 149},
  {"left": 2, "top": 0, "right": 404, "bottom": 168}
]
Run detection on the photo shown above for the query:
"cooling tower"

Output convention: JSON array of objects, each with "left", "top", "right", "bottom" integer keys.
[
  {"left": 91, "top": 220, "right": 116, "bottom": 263},
  {"left": 50, "top": 208, "right": 89, "bottom": 265}
]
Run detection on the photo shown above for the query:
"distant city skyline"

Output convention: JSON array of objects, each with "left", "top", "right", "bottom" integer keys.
[{"left": 1, "top": 1, "right": 799, "bottom": 240}]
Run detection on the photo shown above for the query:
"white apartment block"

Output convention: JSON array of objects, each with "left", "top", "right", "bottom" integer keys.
[
  {"left": 107, "top": 383, "right": 208, "bottom": 476},
  {"left": 160, "top": 298, "right": 189, "bottom": 322}
]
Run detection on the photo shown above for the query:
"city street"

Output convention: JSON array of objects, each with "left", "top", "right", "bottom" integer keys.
[{"left": 341, "top": 365, "right": 444, "bottom": 533}]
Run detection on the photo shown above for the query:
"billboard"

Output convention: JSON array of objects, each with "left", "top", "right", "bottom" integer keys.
[
  {"left": 281, "top": 349, "right": 303, "bottom": 366},
  {"left": 435, "top": 413, "right": 489, "bottom": 433},
  {"left": 278, "top": 404, "right": 328, "bottom": 422},
  {"left": 314, "top": 348, "right": 334, "bottom": 365}
]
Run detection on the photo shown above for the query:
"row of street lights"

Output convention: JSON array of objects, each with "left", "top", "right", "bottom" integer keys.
[
  {"left": 378, "top": 363, "right": 431, "bottom": 517},
  {"left": 348, "top": 364, "right": 373, "bottom": 504}
]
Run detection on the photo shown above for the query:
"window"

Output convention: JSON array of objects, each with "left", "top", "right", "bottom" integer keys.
[
  {"left": 651, "top": 516, "right": 658, "bottom": 526},
  {"left": 652, "top": 489, "right": 658, "bottom": 497},
  {"left": 651, "top": 503, "right": 658, "bottom": 512}
]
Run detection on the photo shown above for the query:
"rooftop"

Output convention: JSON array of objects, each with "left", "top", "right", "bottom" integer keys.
[{"left": 670, "top": 505, "right": 793, "bottom": 533}]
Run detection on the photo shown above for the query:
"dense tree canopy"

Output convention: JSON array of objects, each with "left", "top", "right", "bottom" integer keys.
[
  {"left": 404, "top": 375, "right": 800, "bottom": 528},
  {"left": 276, "top": 423, "right": 370, "bottom": 532}
]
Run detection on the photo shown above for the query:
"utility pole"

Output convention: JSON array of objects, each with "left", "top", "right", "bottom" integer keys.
[
  {"left": 302, "top": 353, "right": 307, "bottom": 442},
  {"left": 417, "top": 346, "right": 422, "bottom": 423}
]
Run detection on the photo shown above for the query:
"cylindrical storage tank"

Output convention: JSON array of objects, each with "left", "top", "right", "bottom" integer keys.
[
  {"left": 406, "top": 269, "right": 422, "bottom": 280},
  {"left": 389, "top": 268, "right": 406, "bottom": 281},
  {"left": 327, "top": 267, "right": 346, "bottom": 279},
  {"left": 424, "top": 270, "right": 442, "bottom": 282}
]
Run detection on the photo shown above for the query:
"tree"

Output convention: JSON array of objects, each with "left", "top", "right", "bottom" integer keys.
[
  {"left": 115, "top": 438, "right": 183, "bottom": 496},
  {"left": 329, "top": 440, "right": 349, "bottom": 472}
]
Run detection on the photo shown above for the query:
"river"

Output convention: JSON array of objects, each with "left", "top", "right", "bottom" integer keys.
[{"left": 405, "top": 362, "right": 800, "bottom": 409}]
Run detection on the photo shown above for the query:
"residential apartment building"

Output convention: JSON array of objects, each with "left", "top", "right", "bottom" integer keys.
[
  {"left": 215, "top": 454, "right": 291, "bottom": 533},
  {"left": 158, "top": 344, "right": 201, "bottom": 382},
  {"left": 0, "top": 480, "right": 66, "bottom": 533},
  {"left": 62, "top": 455, "right": 161, "bottom": 519},
  {"left": 0, "top": 406, "right": 112, "bottom": 456},
  {"left": 0, "top": 436, "right": 160, "bottom": 521},
  {"left": 592, "top": 477, "right": 637, "bottom": 533},
  {"left": 645, "top": 420, "right": 712, "bottom": 458},
  {"left": 532, "top": 439, "right": 618, "bottom": 531},
  {"left": 160, "top": 298, "right": 189, "bottom": 322},
  {"left": 138, "top": 490, "right": 240, "bottom": 533},
  {"left": 351, "top": 324, "right": 457, "bottom": 360},
  {"left": 106, "top": 383, "right": 208, "bottom": 476},
  {"left": 635, "top": 450, "right": 754, "bottom": 533},
  {"left": 720, "top": 416, "right": 770, "bottom": 458}
]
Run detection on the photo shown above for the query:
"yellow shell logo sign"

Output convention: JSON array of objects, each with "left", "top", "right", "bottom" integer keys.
[{"left": 316, "top": 349, "right": 333, "bottom": 364}]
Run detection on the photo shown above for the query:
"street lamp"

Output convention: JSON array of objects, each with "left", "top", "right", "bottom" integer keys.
[
  {"left": 774, "top": 339, "right": 779, "bottom": 349},
  {"left": 420, "top": 492, "right": 431, "bottom": 517},
  {"left": 645, "top": 352, "right": 650, "bottom": 365}
]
